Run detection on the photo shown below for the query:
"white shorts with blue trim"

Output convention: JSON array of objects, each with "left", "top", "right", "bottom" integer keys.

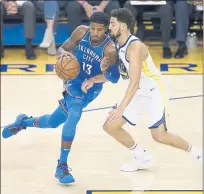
[{"left": 122, "top": 85, "right": 169, "bottom": 129}]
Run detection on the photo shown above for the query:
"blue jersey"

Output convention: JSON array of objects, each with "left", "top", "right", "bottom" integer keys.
[{"left": 63, "top": 30, "right": 112, "bottom": 107}]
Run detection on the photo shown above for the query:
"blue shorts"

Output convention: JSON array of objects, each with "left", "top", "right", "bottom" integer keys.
[{"left": 59, "top": 81, "right": 102, "bottom": 114}]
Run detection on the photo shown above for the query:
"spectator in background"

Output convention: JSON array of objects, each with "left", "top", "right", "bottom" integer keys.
[
  {"left": 124, "top": 1, "right": 174, "bottom": 59},
  {"left": 64, "top": 0, "right": 120, "bottom": 34},
  {"left": 0, "top": 0, "right": 36, "bottom": 59},
  {"left": 124, "top": 0, "right": 193, "bottom": 59},
  {"left": 172, "top": 0, "right": 193, "bottom": 59},
  {"left": 188, "top": 0, "right": 203, "bottom": 5},
  {"left": 32, "top": 1, "right": 59, "bottom": 55},
  {"left": 0, "top": 0, "right": 3, "bottom": 58}
]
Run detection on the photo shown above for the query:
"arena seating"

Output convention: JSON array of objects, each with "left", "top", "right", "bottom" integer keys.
[{"left": 2, "top": 7, "right": 203, "bottom": 46}]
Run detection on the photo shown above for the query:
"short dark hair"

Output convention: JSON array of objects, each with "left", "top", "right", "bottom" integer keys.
[
  {"left": 110, "top": 8, "right": 135, "bottom": 29},
  {"left": 90, "top": 12, "right": 110, "bottom": 27}
]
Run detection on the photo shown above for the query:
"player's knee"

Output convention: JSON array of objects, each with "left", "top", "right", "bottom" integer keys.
[
  {"left": 151, "top": 128, "right": 167, "bottom": 143},
  {"left": 103, "top": 122, "right": 115, "bottom": 134},
  {"left": 70, "top": 110, "right": 81, "bottom": 120},
  {"left": 103, "top": 122, "right": 110, "bottom": 133},
  {"left": 62, "top": 132, "right": 76, "bottom": 142},
  {"left": 61, "top": 107, "right": 82, "bottom": 141},
  {"left": 47, "top": 117, "right": 60, "bottom": 128},
  {"left": 68, "top": 109, "right": 82, "bottom": 126}
]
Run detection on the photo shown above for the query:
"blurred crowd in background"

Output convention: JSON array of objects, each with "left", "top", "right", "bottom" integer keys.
[{"left": 0, "top": 0, "right": 203, "bottom": 60}]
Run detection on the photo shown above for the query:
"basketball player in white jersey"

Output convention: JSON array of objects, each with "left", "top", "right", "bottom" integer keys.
[{"left": 102, "top": 8, "right": 202, "bottom": 172}]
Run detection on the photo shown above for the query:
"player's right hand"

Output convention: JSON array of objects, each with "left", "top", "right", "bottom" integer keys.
[{"left": 57, "top": 52, "right": 75, "bottom": 60}]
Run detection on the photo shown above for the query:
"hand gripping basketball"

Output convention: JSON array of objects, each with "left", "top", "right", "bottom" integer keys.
[
  {"left": 58, "top": 52, "right": 75, "bottom": 61},
  {"left": 55, "top": 52, "right": 80, "bottom": 81}
]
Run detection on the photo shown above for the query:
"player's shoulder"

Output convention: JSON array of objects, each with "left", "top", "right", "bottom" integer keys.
[
  {"left": 126, "top": 37, "right": 148, "bottom": 61},
  {"left": 128, "top": 38, "right": 147, "bottom": 53},
  {"left": 128, "top": 36, "right": 146, "bottom": 48},
  {"left": 73, "top": 25, "right": 90, "bottom": 40},
  {"left": 75, "top": 25, "right": 90, "bottom": 33}
]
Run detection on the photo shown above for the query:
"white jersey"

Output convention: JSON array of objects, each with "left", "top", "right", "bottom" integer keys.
[
  {"left": 116, "top": 35, "right": 170, "bottom": 127},
  {"left": 117, "top": 35, "right": 162, "bottom": 90}
]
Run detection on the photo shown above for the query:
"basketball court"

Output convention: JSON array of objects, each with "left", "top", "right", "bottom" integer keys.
[{"left": 1, "top": 46, "right": 203, "bottom": 194}]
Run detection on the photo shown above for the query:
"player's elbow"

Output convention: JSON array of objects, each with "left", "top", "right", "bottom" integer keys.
[
  {"left": 104, "top": 74, "right": 120, "bottom": 83},
  {"left": 113, "top": 71, "right": 120, "bottom": 83},
  {"left": 111, "top": 79, "right": 118, "bottom": 84},
  {"left": 104, "top": 66, "right": 120, "bottom": 83},
  {"left": 110, "top": 74, "right": 120, "bottom": 83},
  {"left": 103, "top": 122, "right": 116, "bottom": 134}
]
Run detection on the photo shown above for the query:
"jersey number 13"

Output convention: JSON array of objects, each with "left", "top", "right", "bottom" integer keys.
[{"left": 83, "top": 62, "right": 92, "bottom": 75}]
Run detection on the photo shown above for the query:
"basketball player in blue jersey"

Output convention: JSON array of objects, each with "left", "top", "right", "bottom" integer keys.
[
  {"left": 2, "top": 12, "right": 120, "bottom": 185},
  {"left": 103, "top": 8, "right": 202, "bottom": 171}
]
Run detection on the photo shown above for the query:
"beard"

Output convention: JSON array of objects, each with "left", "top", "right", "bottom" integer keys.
[{"left": 109, "top": 28, "right": 121, "bottom": 41}]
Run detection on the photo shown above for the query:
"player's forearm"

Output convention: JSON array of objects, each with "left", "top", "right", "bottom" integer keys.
[
  {"left": 57, "top": 39, "right": 76, "bottom": 56},
  {"left": 90, "top": 72, "right": 119, "bottom": 84},
  {"left": 57, "top": 47, "right": 66, "bottom": 57},
  {"left": 57, "top": 47, "right": 74, "bottom": 58},
  {"left": 58, "top": 46, "right": 70, "bottom": 55},
  {"left": 90, "top": 74, "right": 108, "bottom": 83},
  {"left": 118, "top": 82, "right": 139, "bottom": 111}
]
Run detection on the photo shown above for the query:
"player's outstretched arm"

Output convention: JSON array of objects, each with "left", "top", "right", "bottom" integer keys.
[
  {"left": 118, "top": 41, "right": 148, "bottom": 111},
  {"left": 57, "top": 25, "right": 89, "bottom": 57}
]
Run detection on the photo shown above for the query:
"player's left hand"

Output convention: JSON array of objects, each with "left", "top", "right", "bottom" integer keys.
[
  {"left": 107, "top": 108, "right": 123, "bottom": 123},
  {"left": 81, "top": 79, "right": 94, "bottom": 93},
  {"left": 100, "top": 56, "right": 109, "bottom": 73}
]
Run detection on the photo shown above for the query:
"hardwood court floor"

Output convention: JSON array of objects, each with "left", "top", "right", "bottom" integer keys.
[{"left": 1, "top": 46, "right": 203, "bottom": 194}]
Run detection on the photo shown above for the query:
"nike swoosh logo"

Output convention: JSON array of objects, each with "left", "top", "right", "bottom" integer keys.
[{"left": 81, "top": 39, "right": 88, "bottom": 42}]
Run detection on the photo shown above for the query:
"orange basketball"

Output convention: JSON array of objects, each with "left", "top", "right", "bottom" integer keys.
[{"left": 55, "top": 54, "right": 80, "bottom": 81}]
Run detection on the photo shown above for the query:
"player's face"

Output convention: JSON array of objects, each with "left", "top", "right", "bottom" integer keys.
[
  {"left": 90, "top": 23, "right": 106, "bottom": 43},
  {"left": 109, "top": 17, "right": 122, "bottom": 40}
]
